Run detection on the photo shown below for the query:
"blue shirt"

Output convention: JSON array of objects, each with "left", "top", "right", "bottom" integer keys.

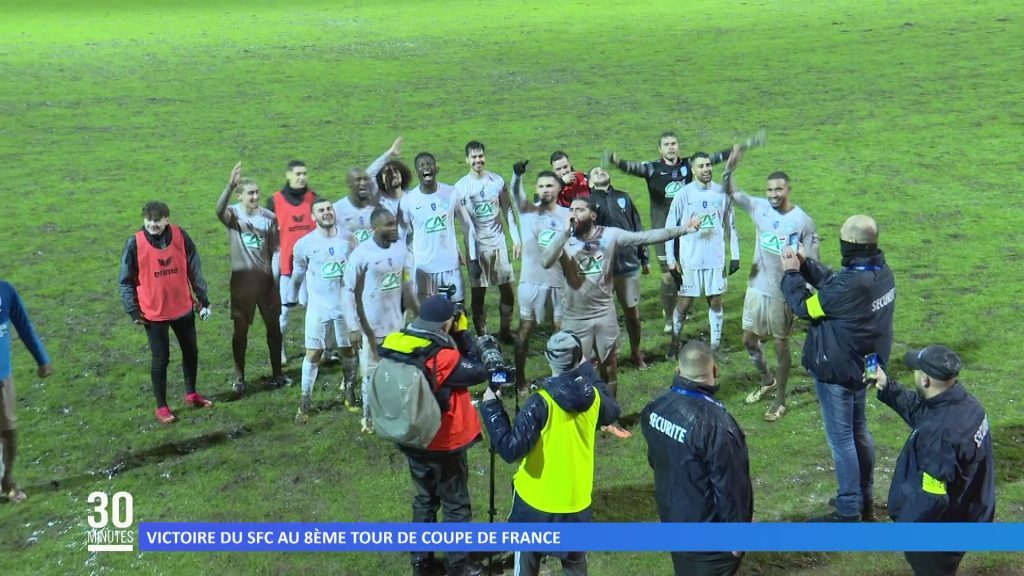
[{"left": 0, "top": 281, "right": 50, "bottom": 380}]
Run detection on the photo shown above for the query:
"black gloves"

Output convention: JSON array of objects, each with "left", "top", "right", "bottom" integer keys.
[
  {"left": 513, "top": 160, "right": 530, "bottom": 176},
  {"left": 729, "top": 259, "right": 741, "bottom": 276}
]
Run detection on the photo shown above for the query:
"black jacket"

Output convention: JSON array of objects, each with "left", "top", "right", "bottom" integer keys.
[
  {"left": 878, "top": 381, "right": 995, "bottom": 523},
  {"left": 641, "top": 376, "right": 754, "bottom": 523},
  {"left": 479, "top": 361, "right": 619, "bottom": 464},
  {"left": 781, "top": 252, "right": 895, "bottom": 390},
  {"left": 589, "top": 186, "right": 648, "bottom": 275},
  {"left": 118, "top": 226, "right": 209, "bottom": 321}
]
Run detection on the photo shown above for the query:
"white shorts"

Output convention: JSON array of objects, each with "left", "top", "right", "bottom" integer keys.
[
  {"left": 679, "top": 267, "right": 727, "bottom": 298},
  {"left": 415, "top": 267, "right": 465, "bottom": 301},
  {"left": 613, "top": 273, "right": 640, "bottom": 308},
  {"left": 562, "top": 310, "right": 619, "bottom": 363},
  {"left": 517, "top": 283, "right": 563, "bottom": 323},
  {"left": 742, "top": 288, "right": 793, "bottom": 339},
  {"left": 304, "top": 310, "right": 349, "bottom": 350},
  {"left": 469, "top": 247, "right": 514, "bottom": 288}
]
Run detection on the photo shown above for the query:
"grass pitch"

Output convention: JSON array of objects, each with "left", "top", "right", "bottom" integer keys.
[{"left": 1, "top": 0, "right": 1023, "bottom": 574}]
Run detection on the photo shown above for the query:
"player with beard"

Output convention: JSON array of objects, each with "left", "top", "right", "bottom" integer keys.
[
  {"left": 215, "top": 162, "right": 287, "bottom": 394},
  {"left": 542, "top": 198, "right": 701, "bottom": 437},
  {"left": 335, "top": 168, "right": 378, "bottom": 246},
  {"left": 550, "top": 150, "right": 590, "bottom": 207},
  {"left": 368, "top": 137, "right": 412, "bottom": 217},
  {"left": 588, "top": 166, "right": 650, "bottom": 370},
  {"left": 286, "top": 199, "right": 358, "bottom": 422},
  {"left": 664, "top": 152, "right": 740, "bottom": 355},
  {"left": 267, "top": 160, "right": 318, "bottom": 365},
  {"left": 509, "top": 163, "right": 570, "bottom": 393},
  {"left": 344, "top": 207, "right": 417, "bottom": 432},
  {"left": 608, "top": 133, "right": 734, "bottom": 335},
  {"left": 399, "top": 152, "right": 476, "bottom": 303},
  {"left": 455, "top": 141, "right": 520, "bottom": 341},
  {"left": 722, "top": 151, "right": 819, "bottom": 422}
]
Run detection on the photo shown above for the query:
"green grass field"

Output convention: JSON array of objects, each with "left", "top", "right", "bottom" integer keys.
[{"left": 2, "top": 0, "right": 1023, "bottom": 574}]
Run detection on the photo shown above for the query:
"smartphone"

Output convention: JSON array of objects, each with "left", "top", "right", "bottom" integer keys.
[
  {"left": 864, "top": 353, "right": 879, "bottom": 383},
  {"left": 788, "top": 232, "right": 800, "bottom": 250}
]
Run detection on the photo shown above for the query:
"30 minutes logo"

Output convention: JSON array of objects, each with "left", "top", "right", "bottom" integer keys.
[{"left": 86, "top": 491, "right": 135, "bottom": 552}]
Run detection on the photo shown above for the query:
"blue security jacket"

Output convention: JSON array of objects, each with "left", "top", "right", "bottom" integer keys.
[{"left": 0, "top": 281, "right": 50, "bottom": 380}]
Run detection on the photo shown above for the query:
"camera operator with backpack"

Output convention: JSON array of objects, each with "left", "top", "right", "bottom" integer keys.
[{"left": 369, "top": 295, "right": 488, "bottom": 576}]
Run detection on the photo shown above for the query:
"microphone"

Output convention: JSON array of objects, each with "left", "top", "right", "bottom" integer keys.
[{"left": 569, "top": 218, "right": 577, "bottom": 236}]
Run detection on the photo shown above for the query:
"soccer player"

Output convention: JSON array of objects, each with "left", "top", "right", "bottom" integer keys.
[
  {"left": 455, "top": 141, "right": 520, "bottom": 341},
  {"left": 367, "top": 136, "right": 410, "bottom": 216},
  {"left": 286, "top": 199, "right": 358, "bottom": 422},
  {"left": 0, "top": 281, "right": 53, "bottom": 503},
  {"left": 722, "top": 151, "right": 819, "bottom": 422},
  {"left": 509, "top": 163, "right": 570, "bottom": 392},
  {"left": 335, "top": 167, "right": 377, "bottom": 246},
  {"left": 550, "top": 150, "right": 589, "bottom": 207},
  {"left": 344, "top": 207, "right": 417, "bottom": 432},
  {"left": 399, "top": 152, "right": 475, "bottom": 303},
  {"left": 542, "top": 198, "right": 701, "bottom": 437},
  {"left": 118, "top": 201, "right": 214, "bottom": 424},
  {"left": 267, "top": 160, "right": 318, "bottom": 365},
  {"left": 664, "top": 152, "right": 741, "bottom": 354},
  {"left": 215, "top": 162, "right": 287, "bottom": 394},
  {"left": 609, "top": 133, "right": 733, "bottom": 334},
  {"left": 588, "top": 166, "right": 650, "bottom": 369}
]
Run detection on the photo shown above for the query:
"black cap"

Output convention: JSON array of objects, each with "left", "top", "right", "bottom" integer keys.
[
  {"left": 410, "top": 295, "right": 455, "bottom": 332},
  {"left": 904, "top": 345, "right": 962, "bottom": 381}
]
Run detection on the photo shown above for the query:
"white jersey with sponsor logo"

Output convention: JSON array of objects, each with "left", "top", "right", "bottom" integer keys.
[
  {"left": 455, "top": 171, "right": 506, "bottom": 251},
  {"left": 519, "top": 207, "right": 569, "bottom": 287},
  {"left": 733, "top": 193, "right": 818, "bottom": 296},
  {"left": 334, "top": 196, "right": 376, "bottom": 246},
  {"left": 399, "top": 184, "right": 462, "bottom": 273},
  {"left": 343, "top": 239, "right": 410, "bottom": 337},
  {"left": 562, "top": 226, "right": 659, "bottom": 321},
  {"left": 290, "top": 228, "right": 357, "bottom": 319},
  {"left": 665, "top": 181, "right": 739, "bottom": 269}
]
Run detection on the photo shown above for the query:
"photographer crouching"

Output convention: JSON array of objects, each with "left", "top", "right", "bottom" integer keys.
[
  {"left": 479, "top": 331, "right": 621, "bottom": 576},
  {"left": 377, "top": 295, "right": 489, "bottom": 576}
]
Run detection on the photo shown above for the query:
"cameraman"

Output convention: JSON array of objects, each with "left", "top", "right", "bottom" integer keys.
[
  {"left": 480, "top": 332, "right": 620, "bottom": 576},
  {"left": 380, "top": 295, "right": 488, "bottom": 576}
]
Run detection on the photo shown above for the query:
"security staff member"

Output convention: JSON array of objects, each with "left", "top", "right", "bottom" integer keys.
[
  {"left": 874, "top": 346, "right": 994, "bottom": 576},
  {"left": 781, "top": 214, "right": 895, "bottom": 521},
  {"left": 480, "top": 331, "right": 620, "bottom": 576},
  {"left": 380, "top": 296, "right": 488, "bottom": 576},
  {"left": 641, "top": 341, "right": 752, "bottom": 576}
]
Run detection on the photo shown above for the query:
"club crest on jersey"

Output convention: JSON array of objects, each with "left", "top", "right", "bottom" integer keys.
[
  {"left": 321, "top": 261, "right": 344, "bottom": 279},
  {"left": 440, "top": 199, "right": 450, "bottom": 210},
  {"left": 664, "top": 181, "right": 683, "bottom": 198},
  {"left": 537, "top": 229, "right": 558, "bottom": 247},
  {"left": 616, "top": 198, "right": 626, "bottom": 210},
  {"left": 773, "top": 221, "right": 780, "bottom": 230},
  {"left": 424, "top": 214, "right": 448, "bottom": 233},
  {"left": 380, "top": 271, "right": 401, "bottom": 291},
  {"left": 329, "top": 247, "right": 335, "bottom": 256},
  {"left": 354, "top": 229, "right": 373, "bottom": 243},
  {"left": 576, "top": 253, "right": 603, "bottom": 276},
  {"left": 241, "top": 232, "right": 263, "bottom": 250},
  {"left": 759, "top": 232, "right": 785, "bottom": 255},
  {"left": 430, "top": 202, "right": 436, "bottom": 211},
  {"left": 702, "top": 200, "right": 708, "bottom": 209}
]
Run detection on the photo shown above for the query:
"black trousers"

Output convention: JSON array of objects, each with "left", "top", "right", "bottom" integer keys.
[
  {"left": 405, "top": 449, "right": 472, "bottom": 575},
  {"left": 144, "top": 312, "right": 199, "bottom": 408},
  {"left": 904, "top": 552, "right": 964, "bottom": 576},
  {"left": 508, "top": 491, "right": 591, "bottom": 576},
  {"left": 671, "top": 551, "right": 743, "bottom": 576}
]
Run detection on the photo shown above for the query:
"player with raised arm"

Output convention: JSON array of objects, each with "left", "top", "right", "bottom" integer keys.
[
  {"left": 722, "top": 150, "right": 819, "bottom": 422},
  {"left": 509, "top": 162, "right": 570, "bottom": 393},
  {"left": 541, "top": 198, "right": 701, "bottom": 438},
  {"left": 286, "top": 199, "right": 358, "bottom": 422},
  {"left": 368, "top": 137, "right": 412, "bottom": 216},
  {"left": 664, "top": 152, "right": 741, "bottom": 355},
  {"left": 343, "top": 207, "right": 417, "bottom": 432},
  {"left": 455, "top": 141, "right": 520, "bottom": 342},
  {"left": 267, "top": 160, "right": 318, "bottom": 365},
  {"left": 608, "top": 132, "right": 736, "bottom": 334},
  {"left": 399, "top": 152, "right": 476, "bottom": 304},
  {"left": 215, "top": 162, "right": 287, "bottom": 393}
]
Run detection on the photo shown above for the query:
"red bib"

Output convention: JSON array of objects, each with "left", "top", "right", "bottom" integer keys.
[
  {"left": 136, "top": 225, "right": 192, "bottom": 321},
  {"left": 273, "top": 190, "right": 316, "bottom": 276}
]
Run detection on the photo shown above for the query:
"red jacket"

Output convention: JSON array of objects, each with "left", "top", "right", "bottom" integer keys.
[{"left": 557, "top": 171, "right": 590, "bottom": 207}]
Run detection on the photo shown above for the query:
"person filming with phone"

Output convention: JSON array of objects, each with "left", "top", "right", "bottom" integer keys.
[{"left": 780, "top": 214, "right": 895, "bottom": 522}]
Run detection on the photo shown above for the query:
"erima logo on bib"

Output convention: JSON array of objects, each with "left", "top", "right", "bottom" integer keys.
[
  {"left": 577, "top": 253, "right": 603, "bottom": 275},
  {"left": 380, "top": 272, "right": 401, "bottom": 291},
  {"left": 664, "top": 181, "right": 683, "bottom": 198},
  {"left": 321, "top": 261, "right": 345, "bottom": 279},
  {"left": 241, "top": 232, "right": 263, "bottom": 250},
  {"left": 354, "top": 229, "right": 373, "bottom": 243},
  {"left": 424, "top": 215, "right": 448, "bottom": 233},
  {"left": 537, "top": 229, "right": 558, "bottom": 247},
  {"left": 759, "top": 232, "right": 784, "bottom": 255}
]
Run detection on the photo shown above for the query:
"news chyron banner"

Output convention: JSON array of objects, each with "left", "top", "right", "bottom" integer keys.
[{"left": 85, "top": 491, "right": 1024, "bottom": 554}]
